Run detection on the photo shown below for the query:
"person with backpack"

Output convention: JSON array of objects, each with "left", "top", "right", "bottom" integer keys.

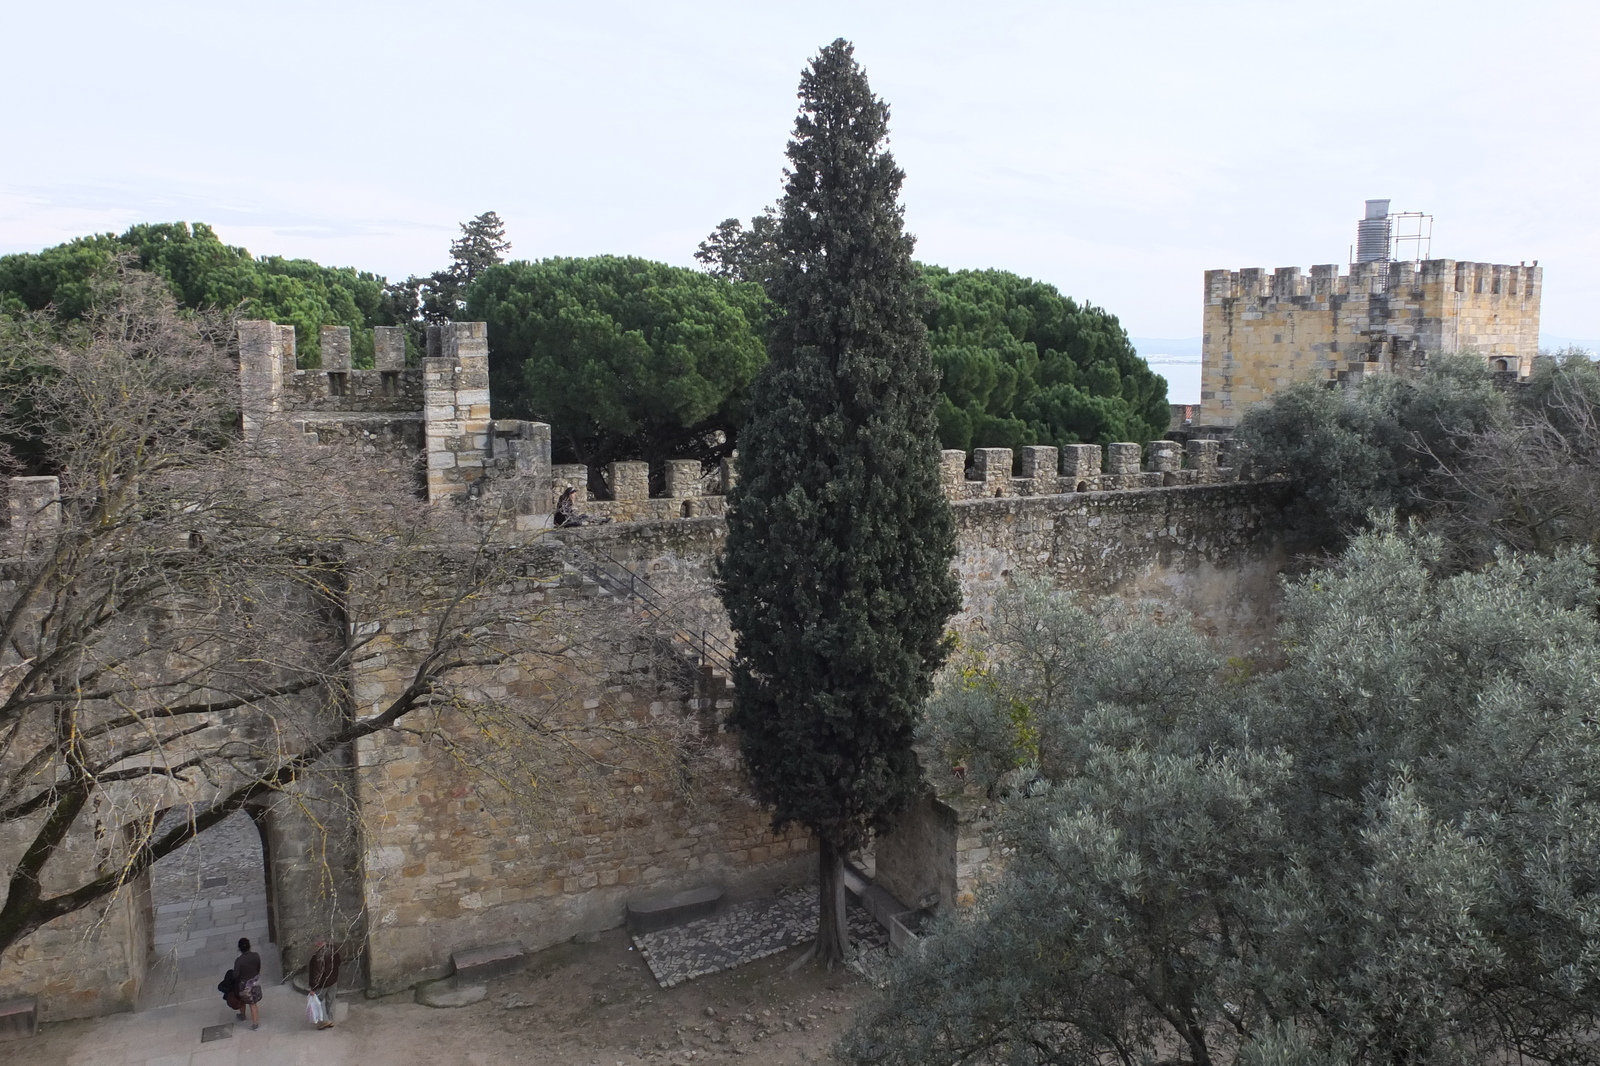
[
  {"left": 233, "top": 937, "right": 263, "bottom": 1030},
  {"left": 216, "top": 968, "right": 244, "bottom": 1014}
]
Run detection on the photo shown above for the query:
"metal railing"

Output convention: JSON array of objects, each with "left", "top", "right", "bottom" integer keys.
[{"left": 571, "top": 546, "right": 736, "bottom": 677}]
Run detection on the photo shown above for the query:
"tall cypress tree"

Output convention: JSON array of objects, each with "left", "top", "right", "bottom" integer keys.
[{"left": 716, "top": 40, "right": 961, "bottom": 967}]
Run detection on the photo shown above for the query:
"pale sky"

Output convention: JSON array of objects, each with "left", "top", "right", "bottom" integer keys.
[{"left": 3, "top": 1, "right": 1598, "bottom": 341}]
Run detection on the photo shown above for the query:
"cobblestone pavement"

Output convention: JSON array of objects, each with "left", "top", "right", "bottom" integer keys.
[{"left": 633, "top": 888, "right": 889, "bottom": 988}]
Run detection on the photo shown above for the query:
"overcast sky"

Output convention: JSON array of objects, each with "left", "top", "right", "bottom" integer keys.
[{"left": 3, "top": 1, "right": 1597, "bottom": 341}]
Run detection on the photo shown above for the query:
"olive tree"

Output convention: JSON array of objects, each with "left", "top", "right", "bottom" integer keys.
[
  {"left": 1234, "top": 354, "right": 1506, "bottom": 552},
  {"left": 846, "top": 526, "right": 1600, "bottom": 1066}
]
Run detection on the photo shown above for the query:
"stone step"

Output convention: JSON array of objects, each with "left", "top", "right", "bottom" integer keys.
[
  {"left": 842, "top": 862, "right": 909, "bottom": 931},
  {"left": 416, "top": 975, "right": 487, "bottom": 1009}
]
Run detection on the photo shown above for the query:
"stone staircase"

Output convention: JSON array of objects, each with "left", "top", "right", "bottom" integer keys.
[
  {"left": 140, "top": 810, "right": 277, "bottom": 1009},
  {"left": 557, "top": 541, "right": 737, "bottom": 709}
]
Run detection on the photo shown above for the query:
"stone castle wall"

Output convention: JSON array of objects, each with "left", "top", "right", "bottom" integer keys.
[
  {"left": 2, "top": 461, "right": 1286, "bottom": 1012},
  {"left": 0, "top": 817, "right": 151, "bottom": 1022},
  {"left": 345, "top": 545, "right": 811, "bottom": 994},
  {"left": 874, "top": 792, "right": 1000, "bottom": 915},
  {"left": 1199, "top": 259, "right": 1542, "bottom": 428},
  {"left": 0, "top": 497, "right": 365, "bottom": 1019},
  {"left": 1, "top": 490, "right": 152, "bottom": 1020},
  {"left": 949, "top": 480, "right": 1290, "bottom": 648},
  {"left": 2, "top": 314, "right": 1294, "bottom": 1021}
]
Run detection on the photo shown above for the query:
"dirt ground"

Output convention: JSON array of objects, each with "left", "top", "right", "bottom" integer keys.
[
  {"left": 17, "top": 927, "right": 875, "bottom": 1066},
  {"left": 460, "top": 928, "right": 868, "bottom": 1064}
]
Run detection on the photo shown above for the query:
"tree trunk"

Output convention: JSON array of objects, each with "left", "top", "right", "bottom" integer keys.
[{"left": 817, "top": 836, "right": 849, "bottom": 969}]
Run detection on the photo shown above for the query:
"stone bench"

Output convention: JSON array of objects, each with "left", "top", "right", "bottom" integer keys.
[
  {"left": 625, "top": 885, "right": 723, "bottom": 934},
  {"left": 841, "top": 861, "right": 912, "bottom": 930},
  {"left": 450, "top": 942, "right": 526, "bottom": 982},
  {"left": 0, "top": 997, "right": 37, "bottom": 1042}
]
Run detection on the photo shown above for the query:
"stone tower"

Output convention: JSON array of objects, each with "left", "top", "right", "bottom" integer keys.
[{"left": 1197, "top": 212, "right": 1542, "bottom": 429}]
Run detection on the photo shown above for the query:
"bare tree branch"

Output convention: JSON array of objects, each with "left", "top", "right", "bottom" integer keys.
[{"left": 0, "top": 266, "right": 701, "bottom": 960}]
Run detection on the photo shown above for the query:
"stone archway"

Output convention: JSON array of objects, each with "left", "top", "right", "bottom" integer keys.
[{"left": 141, "top": 809, "right": 276, "bottom": 1008}]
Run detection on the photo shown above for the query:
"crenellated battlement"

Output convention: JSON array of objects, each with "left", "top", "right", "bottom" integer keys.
[
  {"left": 938, "top": 438, "right": 1242, "bottom": 498},
  {"left": 1204, "top": 259, "right": 1541, "bottom": 303},
  {"left": 523, "top": 438, "right": 1248, "bottom": 528},
  {"left": 239, "top": 319, "right": 428, "bottom": 473},
  {"left": 1198, "top": 257, "right": 1543, "bottom": 429},
  {"left": 226, "top": 319, "right": 1265, "bottom": 534},
  {"left": 239, "top": 319, "right": 556, "bottom": 524},
  {"left": 2, "top": 316, "right": 1277, "bottom": 560},
  {"left": 240, "top": 323, "right": 424, "bottom": 416}
]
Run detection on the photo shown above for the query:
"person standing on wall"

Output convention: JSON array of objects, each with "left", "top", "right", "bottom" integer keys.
[
  {"left": 233, "top": 937, "right": 263, "bottom": 1030},
  {"left": 309, "top": 939, "right": 341, "bottom": 1030}
]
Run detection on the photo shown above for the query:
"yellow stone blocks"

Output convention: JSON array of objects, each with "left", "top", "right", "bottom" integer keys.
[{"left": 1199, "top": 259, "right": 1542, "bottom": 427}]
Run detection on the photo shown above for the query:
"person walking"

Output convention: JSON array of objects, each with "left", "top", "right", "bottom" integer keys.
[
  {"left": 308, "top": 939, "right": 341, "bottom": 1030},
  {"left": 233, "top": 937, "right": 263, "bottom": 1030}
]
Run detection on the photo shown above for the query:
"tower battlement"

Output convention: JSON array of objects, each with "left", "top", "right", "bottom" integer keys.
[
  {"left": 1198, "top": 257, "right": 1542, "bottom": 428},
  {"left": 1204, "top": 259, "right": 1540, "bottom": 302},
  {"left": 239, "top": 319, "right": 552, "bottom": 524}
]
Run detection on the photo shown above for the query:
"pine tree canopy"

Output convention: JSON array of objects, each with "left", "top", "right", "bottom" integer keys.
[
  {"left": 717, "top": 39, "right": 961, "bottom": 855},
  {"left": 450, "top": 210, "right": 512, "bottom": 285}
]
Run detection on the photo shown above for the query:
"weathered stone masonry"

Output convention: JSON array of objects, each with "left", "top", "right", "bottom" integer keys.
[
  {"left": 2, "top": 318, "right": 1291, "bottom": 1019},
  {"left": 1199, "top": 258, "right": 1542, "bottom": 429},
  {"left": 346, "top": 541, "right": 815, "bottom": 994}
]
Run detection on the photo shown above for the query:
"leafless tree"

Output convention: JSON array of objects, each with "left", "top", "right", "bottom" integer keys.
[
  {"left": 0, "top": 268, "right": 697, "bottom": 963},
  {"left": 1423, "top": 349, "right": 1600, "bottom": 563}
]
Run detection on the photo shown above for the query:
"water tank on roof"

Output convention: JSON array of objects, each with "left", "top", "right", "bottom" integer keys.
[{"left": 1356, "top": 199, "right": 1392, "bottom": 262}]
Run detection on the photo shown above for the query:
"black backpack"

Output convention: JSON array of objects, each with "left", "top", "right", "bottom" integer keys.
[{"left": 217, "top": 969, "right": 237, "bottom": 996}]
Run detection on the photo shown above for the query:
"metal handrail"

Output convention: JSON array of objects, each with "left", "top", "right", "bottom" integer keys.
[{"left": 570, "top": 547, "right": 736, "bottom": 676}]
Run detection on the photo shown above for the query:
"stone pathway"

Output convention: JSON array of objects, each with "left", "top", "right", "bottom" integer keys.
[
  {"left": 632, "top": 888, "right": 889, "bottom": 988},
  {"left": 141, "top": 811, "right": 276, "bottom": 1010},
  {"left": 19, "top": 981, "right": 351, "bottom": 1066}
]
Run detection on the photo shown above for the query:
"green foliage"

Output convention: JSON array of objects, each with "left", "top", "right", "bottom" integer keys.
[
  {"left": 922, "top": 265, "right": 1169, "bottom": 452},
  {"left": 919, "top": 581, "right": 1222, "bottom": 797},
  {"left": 449, "top": 211, "right": 511, "bottom": 287},
  {"left": 0, "top": 316, "right": 55, "bottom": 474},
  {"left": 694, "top": 207, "right": 781, "bottom": 289},
  {"left": 469, "top": 256, "right": 767, "bottom": 470},
  {"left": 0, "top": 233, "right": 123, "bottom": 320},
  {"left": 844, "top": 526, "right": 1600, "bottom": 1066},
  {"left": 1235, "top": 355, "right": 1506, "bottom": 550},
  {"left": 692, "top": 218, "right": 1173, "bottom": 455},
  {"left": 395, "top": 211, "right": 515, "bottom": 337},
  {"left": 716, "top": 38, "right": 961, "bottom": 953},
  {"left": 0, "top": 223, "right": 394, "bottom": 367},
  {"left": 1448, "top": 349, "right": 1600, "bottom": 557}
]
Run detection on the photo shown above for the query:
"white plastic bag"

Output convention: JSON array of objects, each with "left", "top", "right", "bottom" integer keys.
[{"left": 307, "top": 991, "right": 326, "bottom": 1026}]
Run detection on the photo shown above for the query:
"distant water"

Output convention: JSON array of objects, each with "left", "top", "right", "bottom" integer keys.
[
  {"left": 1131, "top": 336, "right": 1202, "bottom": 359},
  {"left": 1132, "top": 338, "right": 1203, "bottom": 406},
  {"left": 1143, "top": 354, "right": 1202, "bottom": 405},
  {"left": 1541, "top": 335, "right": 1600, "bottom": 355}
]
